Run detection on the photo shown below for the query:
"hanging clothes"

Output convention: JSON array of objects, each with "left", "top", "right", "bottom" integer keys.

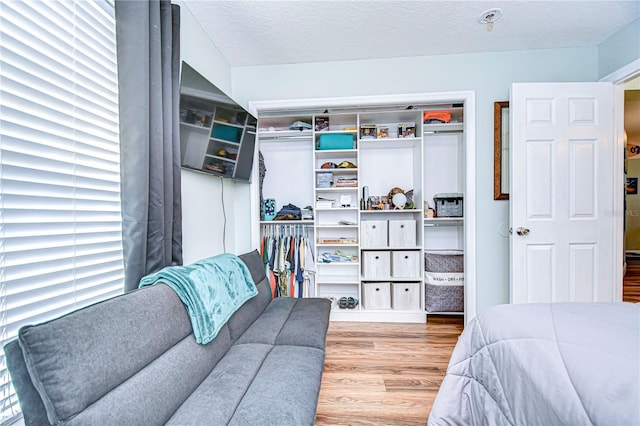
[
  {"left": 304, "top": 233, "right": 315, "bottom": 298},
  {"left": 260, "top": 224, "right": 313, "bottom": 299}
]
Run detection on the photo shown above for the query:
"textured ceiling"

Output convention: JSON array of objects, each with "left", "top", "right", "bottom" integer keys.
[{"left": 182, "top": 1, "right": 640, "bottom": 67}]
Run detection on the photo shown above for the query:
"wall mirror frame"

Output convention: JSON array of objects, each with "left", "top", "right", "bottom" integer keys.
[{"left": 494, "top": 101, "right": 509, "bottom": 200}]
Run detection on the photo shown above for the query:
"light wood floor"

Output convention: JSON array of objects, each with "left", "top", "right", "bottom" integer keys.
[
  {"left": 315, "top": 315, "right": 464, "bottom": 425},
  {"left": 624, "top": 258, "right": 640, "bottom": 303},
  {"left": 315, "top": 273, "right": 636, "bottom": 425}
]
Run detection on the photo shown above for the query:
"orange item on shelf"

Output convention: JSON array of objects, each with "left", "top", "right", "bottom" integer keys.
[{"left": 423, "top": 110, "right": 452, "bottom": 123}]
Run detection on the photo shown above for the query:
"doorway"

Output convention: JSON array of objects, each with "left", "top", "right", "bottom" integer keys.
[
  {"left": 599, "top": 59, "right": 640, "bottom": 301},
  {"left": 623, "top": 75, "right": 640, "bottom": 302}
]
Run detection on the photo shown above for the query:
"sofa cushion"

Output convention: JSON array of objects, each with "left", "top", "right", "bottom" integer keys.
[
  {"left": 228, "top": 345, "right": 326, "bottom": 426},
  {"left": 275, "top": 298, "right": 331, "bottom": 349},
  {"left": 236, "top": 297, "right": 331, "bottom": 350},
  {"left": 66, "top": 327, "right": 231, "bottom": 425},
  {"left": 227, "top": 250, "right": 273, "bottom": 342},
  {"left": 17, "top": 284, "right": 193, "bottom": 424},
  {"left": 238, "top": 249, "right": 268, "bottom": 286},
  {"left": 234, "top": 297, "right": 297, "bottom": 345},
  {"left": 166, "top": 343, "right": 273, "bottom": 425}
]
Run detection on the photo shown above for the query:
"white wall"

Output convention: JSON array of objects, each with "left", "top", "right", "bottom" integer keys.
[
  {"left": 177, "top": 2, "right": 253, "bottom": 263},
  {"left": 176, "top": 4, "right": 638, "bottom": 313},
  {"left": 598, "top": 18, "right": 640, "bottom": 80},
  {"left": 230, "top": 47, "right": 599, "bottom": 314}
]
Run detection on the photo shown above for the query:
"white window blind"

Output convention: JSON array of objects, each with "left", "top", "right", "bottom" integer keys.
[{"left": 0, "top": 1, "right": 122, "bottom": 423}]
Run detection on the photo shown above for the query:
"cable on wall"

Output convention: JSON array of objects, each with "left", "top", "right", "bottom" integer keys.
[{"left": 221, "top": 177, "right": 226, "bottom": 253}]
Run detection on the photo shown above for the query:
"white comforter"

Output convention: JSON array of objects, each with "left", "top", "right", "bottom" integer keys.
[{"left": 429, "top": 302, "right": 640, "bottom": 426}]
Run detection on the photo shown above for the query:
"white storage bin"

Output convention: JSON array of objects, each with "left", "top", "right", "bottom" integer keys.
[
  {"left": 362, "top": 251, "right": 390, "bottom": 278},
  {"left": 388, "top": 220, "right": 416, "bottom": 247},
  {"left": 363, "top": 282, "right": 391, "bottom": 310},
  {"left": 392, "top": 282, "right": 421, "bottom": 310},
  {"left": 361, "top": 220, "right": 388, "bottom": 248},
  {"left": 391, "top": 251, "right": 421, "bottom": 278}
]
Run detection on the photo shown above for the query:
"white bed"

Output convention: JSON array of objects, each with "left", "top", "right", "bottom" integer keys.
[{"left": 429, "top": 302, "right": 640, "bottom": 425}]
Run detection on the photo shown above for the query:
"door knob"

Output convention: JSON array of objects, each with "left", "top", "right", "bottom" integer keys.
[{"left": 516, "top": 227, "right": 530, "bottom": 236}]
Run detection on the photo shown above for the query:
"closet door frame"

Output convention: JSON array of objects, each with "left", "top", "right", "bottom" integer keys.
[{"left": 249, "top": 91, "right": 477, "bottom": 323}]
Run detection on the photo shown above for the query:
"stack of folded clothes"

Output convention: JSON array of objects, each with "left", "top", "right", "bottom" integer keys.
[{"left": 423, "top": 110, "right": 452, "bottom": 124}]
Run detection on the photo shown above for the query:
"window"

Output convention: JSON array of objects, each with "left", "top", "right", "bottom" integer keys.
[{"left": 0, "top": 1, "right": 122, "bottom": 423}]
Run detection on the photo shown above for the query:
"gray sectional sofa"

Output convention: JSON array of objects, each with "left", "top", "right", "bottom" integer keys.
[{"left": 4, "top": 250, "right": 331, "bottom": 425}]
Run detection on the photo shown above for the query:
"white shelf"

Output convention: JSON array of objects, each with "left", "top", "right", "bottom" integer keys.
[
  {"left": 358, "top": 137, "right": 421, "bottom": 149},
  {"left": 361, "top": 276, "right": 422, "bottom": 282},
  {"left": 424, "top": 217, "right": 463, "bottom": 226},
  {"left": 315, "top": 129, "right": 358, "bottom": 135},
  {"left": 315, "top": 224, "right": 358, "bottom": 228},
  {"left": 258, "top": 129, "right": 313, "bottom": 140},
  {"left": 314, "top": 168, "right": 358, "bottom": 173},
  {"left": 213, "top": 119, "right": 243, "bottom": 129},
  {"left": 329, "top": 310, "right": 361, "bottom": 321},
  {"left": 423, "top": 122, "right": 463, "bottom": 133},
  {"left": 361, "top": 209, "right": 422, "bottom": 214},
  {"left": 315, "top": 206, "right": 358, "bottom": 211},
  {"left": 315, "top": 187, "right": 358, "bottom": 192},
  {"left": 359, "top": 310, "right": 426, "bottom": 323},
  {"left": 205, "top": 154, "right": 236, "bottom": 163},
  {"left": 314, "top": 148, "right": 357, "bottom": 156},
  {"left": 425, "top": 311, "right": 464, "bottom": 316},
  {"left": 317, "top": 279, "right": 360, "bottom": 285},
  {"left": 260, "top": 220, "right": 314, "bottom": 225},
  {"left": 361, "top": 246, "right": 421, "bottom": 251},
  {"left": 209, "top": 137, "right": 240, "bottom": 146},
  {"left": 180, "top": 121, "right": 210, "bottom": 131}
]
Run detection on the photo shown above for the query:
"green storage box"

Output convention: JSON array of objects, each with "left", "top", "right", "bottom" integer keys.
[
  {"left": 316, "top": 133, "right": 354, "bottom": 150},
  {"left": 212, "top": 124, "right": 241, "bottom": 143}
]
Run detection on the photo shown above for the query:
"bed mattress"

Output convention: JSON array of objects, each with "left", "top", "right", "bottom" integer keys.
[{"left": 429, "top": 302, "right": 640, "bottom": 425}]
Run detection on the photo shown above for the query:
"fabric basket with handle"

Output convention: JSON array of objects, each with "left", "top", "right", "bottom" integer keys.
[{"left": 424, "top": 250, "right": 464, "bottom": 312}]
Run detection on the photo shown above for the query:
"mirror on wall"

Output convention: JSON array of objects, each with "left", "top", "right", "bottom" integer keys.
[
  {"left": 178, "top": 62, "right": 256, "bottom": 182},
  {"left": 494, "top": 101, "right": 509, "bottom": 200}
]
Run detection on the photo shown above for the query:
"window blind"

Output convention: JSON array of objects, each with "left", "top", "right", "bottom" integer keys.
[{"left": 0, "top": 1, "right": 122, "bottom": 423}]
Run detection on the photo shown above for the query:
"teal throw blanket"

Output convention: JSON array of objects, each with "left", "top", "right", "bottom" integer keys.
[{"left": 139, "top": 253, "right": 257, "bottom": 344}]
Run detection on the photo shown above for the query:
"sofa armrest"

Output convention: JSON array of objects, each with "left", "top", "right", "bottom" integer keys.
[{"left": 4, "top": 339, "right": 50, "bottom": 426}]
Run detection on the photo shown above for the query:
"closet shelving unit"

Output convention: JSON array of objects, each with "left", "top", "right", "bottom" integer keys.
[
  {"left": 257, "top": 115, "right": 315, "bottom": 226},
  {"left": 423, "top": 106, "right": 465, "bottom": 316},
  {"left": 311, "top": 114, "right": 361, "bottom": 320},
  {"left": 257, "top": 104, "right": 466, "bottom": 323},
  {"left": 355, "top": 110, "right": 425, "bottom": 322}
]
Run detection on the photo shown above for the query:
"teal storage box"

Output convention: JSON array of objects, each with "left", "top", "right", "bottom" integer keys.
[
  {"left": 212, "top": 124, "right": 241, "bottom": 143},
  {"left": 316, "top": 133, "right": 354, "bottom": 150}
]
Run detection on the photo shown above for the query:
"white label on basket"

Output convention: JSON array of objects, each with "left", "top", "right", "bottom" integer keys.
[{"left": 424, "top": 271, "right": 464, "bottom": 286}]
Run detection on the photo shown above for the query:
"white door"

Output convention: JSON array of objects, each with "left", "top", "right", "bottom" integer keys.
[{"left": 510, "top": 82, "right": 619, "bottom": 303}]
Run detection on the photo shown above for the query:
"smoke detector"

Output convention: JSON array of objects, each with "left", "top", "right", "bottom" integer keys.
[{"left": 478, "top": 8, "right": 502, "bottom": 31}]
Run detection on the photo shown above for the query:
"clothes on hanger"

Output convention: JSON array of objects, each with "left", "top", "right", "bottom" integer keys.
[{"left": 260, "top": 224, "right": 314, "bottom": 298}]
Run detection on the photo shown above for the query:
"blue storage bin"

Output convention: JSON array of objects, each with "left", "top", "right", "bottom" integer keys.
[
  {"left": 212, "top": 124, "right": 241, "bottom": 142},
  {"left": 316, "top": 133, "right": 354, "bottom": 150}
]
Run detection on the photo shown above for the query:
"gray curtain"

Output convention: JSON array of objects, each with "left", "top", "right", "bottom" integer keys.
[{"left": 115, "top": 0, "right": 183, "bottom": 292}]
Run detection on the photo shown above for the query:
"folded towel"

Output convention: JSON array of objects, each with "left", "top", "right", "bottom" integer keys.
[
  {"left": 423, "top": 110, "right": 452, "bottom": 124},
  {"left": 139, "top": 253, "right": 257, "bottom": 344}
]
